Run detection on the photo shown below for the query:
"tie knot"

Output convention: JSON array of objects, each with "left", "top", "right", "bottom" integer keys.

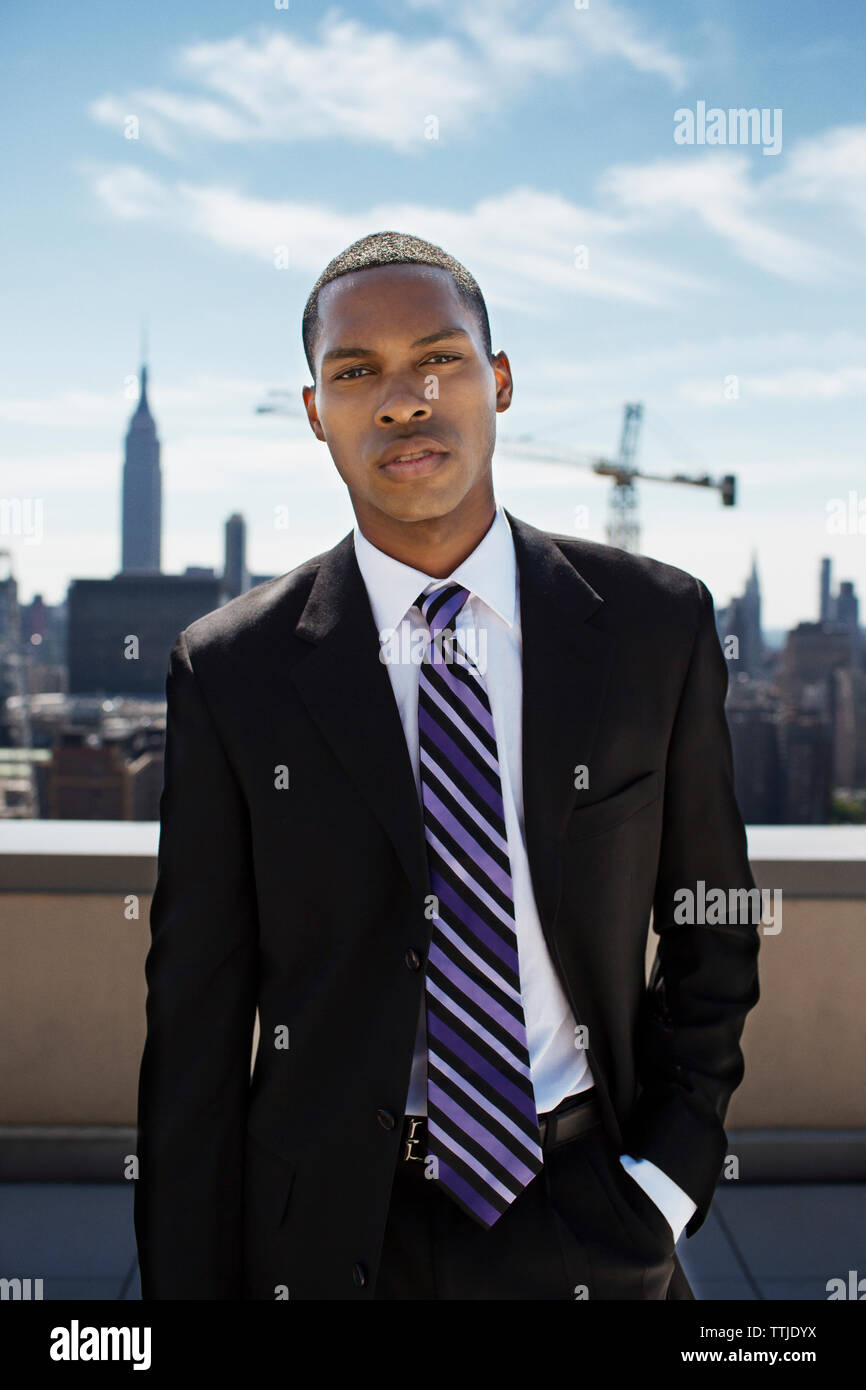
[{"left": 413, "top": 582, "right": 470, "bottom": 637}]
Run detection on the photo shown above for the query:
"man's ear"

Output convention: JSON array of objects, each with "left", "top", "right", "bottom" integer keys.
[
  {"left": 491, "top": 351, "right": 513, "bottom": 413},
  {"left": 302, "top": 384, "right": 326, "bottom": 442}
]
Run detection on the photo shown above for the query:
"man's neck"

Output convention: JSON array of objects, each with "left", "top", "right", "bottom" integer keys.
[{"left": 354, "top": 494, "right": 498, "bottom": 578}]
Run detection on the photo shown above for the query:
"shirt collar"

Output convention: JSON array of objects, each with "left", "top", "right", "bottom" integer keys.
[{"left": 353, "top": 502, "right": 517, "bottom": 638}]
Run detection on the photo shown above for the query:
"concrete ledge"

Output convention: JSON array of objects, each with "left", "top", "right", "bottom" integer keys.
[
  {"left": 747, "top": 825, "right": 866, "bottom": 897},
  {"left": 0, "top": 1127, "right": 138, "bottom": 1181},
  {"left": 0, "top": 823, "right": 158, "bottom": 893},
  {"left": 725, "top": 1129, "right": 866, "bottom": 1183},
  {"left": 2, "top": 822, "right": 866, "bottom": 896},
  {"left": 1, "top": 824, "right": 863, "bottom": 1132},
  {"left": 1, "top": 1125, "right": 864, "bottom": 1184}
]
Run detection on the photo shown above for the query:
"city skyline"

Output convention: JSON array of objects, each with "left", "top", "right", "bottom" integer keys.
[
  {"left": 2, "top": 0, "right": 865, "bottom": 623},
  {"left": 8, "top": 344, "right": 864, "bottom": 644}
]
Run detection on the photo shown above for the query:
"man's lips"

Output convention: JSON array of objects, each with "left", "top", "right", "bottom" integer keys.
[{"left": 378, "top": 443, "right": 450, "bottom": 479}]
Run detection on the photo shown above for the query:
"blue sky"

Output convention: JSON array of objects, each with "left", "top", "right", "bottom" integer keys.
[{"left": 2, "top": 0, "right": 865, "bottom": 625}]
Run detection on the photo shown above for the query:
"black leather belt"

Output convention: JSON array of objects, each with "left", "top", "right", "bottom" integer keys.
[
  {"left": 400, "top": 1087, "right": 600, "bottom": 1162},
  {"left": 538, "top": 1087, "right": 601, "bottom": 1148}
]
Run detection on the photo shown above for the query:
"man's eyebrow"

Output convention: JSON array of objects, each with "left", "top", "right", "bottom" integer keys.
[
  {"left": 412, "top": 326, "right": 471, "bottom": 349},
  {"left": 320, "top": 326, "right": 471, "bottom": 365}
]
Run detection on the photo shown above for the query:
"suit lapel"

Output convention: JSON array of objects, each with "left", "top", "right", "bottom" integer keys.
[
  {"left": 289, "top": 529, "right": 432, "bottom": 908},
  {"left": 505, "top": 510, "right": 616, "bottom": 934},
  {"left": 288, "top": 512, "right": 615, "bottom": 935}
]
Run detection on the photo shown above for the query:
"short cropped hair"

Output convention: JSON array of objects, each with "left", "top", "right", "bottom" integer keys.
[{"left": 302, "top": 230, "right": 492, "bottom": 380}]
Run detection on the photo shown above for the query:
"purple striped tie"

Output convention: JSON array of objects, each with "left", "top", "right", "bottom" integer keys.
[{"left": 414, "top": 581, "right": 543, "bottom": 1228}]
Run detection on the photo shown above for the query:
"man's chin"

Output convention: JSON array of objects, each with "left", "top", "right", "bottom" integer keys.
[{"left": 370, "top": 485, "right": 464, "bottom": 526}]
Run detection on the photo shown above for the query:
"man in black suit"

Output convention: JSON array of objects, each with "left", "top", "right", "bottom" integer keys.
[{"left": 134, "top": 230, "right": 760, "bottom": 1301}]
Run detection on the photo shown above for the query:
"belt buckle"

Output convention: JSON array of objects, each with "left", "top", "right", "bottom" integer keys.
[
  {"left": 540, "top": 1088, "right": 595, "bottom": 1151},
  {"left": 403, "top": 1116, "right": 426, "bottom": 1162}
]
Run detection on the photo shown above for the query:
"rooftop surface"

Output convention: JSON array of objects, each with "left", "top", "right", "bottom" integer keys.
[{"left": 1, "top": 1179, "right": 861, "bottom": 1300}]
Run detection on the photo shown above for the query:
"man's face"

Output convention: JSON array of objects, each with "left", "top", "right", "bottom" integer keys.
[{"left": 302, "top": 264, "right": 512, "bottom": 528}]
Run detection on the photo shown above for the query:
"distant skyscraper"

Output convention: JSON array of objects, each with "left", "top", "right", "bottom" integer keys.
[
  {"left": 819, "top": 557, "right": 832, "bottom": 622},
  {"left": 741, "top": 552, "right": 762, "bottom": 673},
  {"left": 67, "top": 573, "right": 224, "bottom": 695},
  {"left": 726, "top": 678, "right": 783, "bottom": 822},
  {"left": 779, "top": 714, "right": 834, "bottom": 823},
  {"left": 836, "top": 581, "right": 861, "bottom": 667},
  {"left": 836, "top": 581, "right": 859, "bottom": 635},
  {"left": 721, "top": 554, "right": 763, "bottom": 677},
  {"left": 815, "top": 557, "right": 860, "bottom": 666},
  {"left": 122, "top": 362, "right": 161, "bottom": 573},
  {"left": 779, "top": 621, "right": 854, "bottom": 705},
  {"left": 224, "top": 513, "right": 250, "bottom": 600}
]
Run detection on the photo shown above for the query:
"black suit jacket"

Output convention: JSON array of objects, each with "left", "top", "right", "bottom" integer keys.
[{"left": 134, "top": 509, "right": 760, "bottom": 1299}]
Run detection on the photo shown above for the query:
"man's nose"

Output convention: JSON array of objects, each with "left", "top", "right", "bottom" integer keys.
[{"left": 375, "top": 382, "right": 433, "bottom": 427}]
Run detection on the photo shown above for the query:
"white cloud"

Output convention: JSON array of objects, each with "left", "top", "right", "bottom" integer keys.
[
  {"left": 82, "top": 166, "right": 710, "bottom": 309},
  {"left": 87, "top": 2, "right": 687, "bottom": 155},
  {"left": 86, "top": 165, "right": 171, "bottom": 220},
  {"left": 600, "top": 153, "right": 838, "bottom": 283},
  {"left": 88, "top": 87, "right": 277, "bottom": 157},
  {"left": 567, "top": 0, "right": 687, "bottom": 87},
  {"left": 771, "top": 124, "right": 866, "bottom": 230},
  {"left": 599, "top": 125, "right": 866, "bottom": 285},
  {"left": 84, "top": 109, "right": 866, "bottom": 309},
  {"left": 89, "top": 16, "right": 528, "bottom": 155}
]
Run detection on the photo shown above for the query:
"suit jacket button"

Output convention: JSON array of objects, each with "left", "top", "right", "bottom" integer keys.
[
  {"left": 377, "top": 1108, "right": 396, "bottom": 1130},
  {"left": 405, "top": 948, "right": 422, "bottom": 971},
  {"left": 353, "top": 1263, "right": 367, "bottom": 1288}
]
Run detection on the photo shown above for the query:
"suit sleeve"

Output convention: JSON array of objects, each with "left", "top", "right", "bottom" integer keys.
[
  {"left": 134, "top": 629, "right": 258, "bottom": 1298},
  {"left": 624, "top": 577, "right": 760, "bottom": 1238}
]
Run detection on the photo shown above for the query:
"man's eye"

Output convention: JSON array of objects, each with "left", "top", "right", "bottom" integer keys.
[{"left": 334, "top": 354, "right": 460, "bottom": 380}]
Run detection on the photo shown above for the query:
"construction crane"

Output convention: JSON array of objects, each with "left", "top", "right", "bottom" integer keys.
[
  {"left": 255, "top": 392, "right": 736, "bottom": 555},
  {"left": 500, "top": 402, "right": 736, "bottom": 553}
]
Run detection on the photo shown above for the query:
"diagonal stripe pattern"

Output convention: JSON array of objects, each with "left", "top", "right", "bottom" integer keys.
[{"left": 414, "top": 581, "right": 543, "bottom": 1228}]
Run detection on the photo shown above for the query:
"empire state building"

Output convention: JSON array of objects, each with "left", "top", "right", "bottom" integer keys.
[{"left": 121, "top": 362, "right": 162, "bottom": 573}]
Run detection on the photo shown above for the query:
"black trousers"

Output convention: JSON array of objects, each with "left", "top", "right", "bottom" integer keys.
[{"left": 374, "top": 1100, "right": 695, "bottom": 1300}]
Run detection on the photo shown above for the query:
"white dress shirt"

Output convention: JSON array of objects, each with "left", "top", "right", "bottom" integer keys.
[{"left": 352, "top": 502, "right": 696, "bottom": 1243}]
